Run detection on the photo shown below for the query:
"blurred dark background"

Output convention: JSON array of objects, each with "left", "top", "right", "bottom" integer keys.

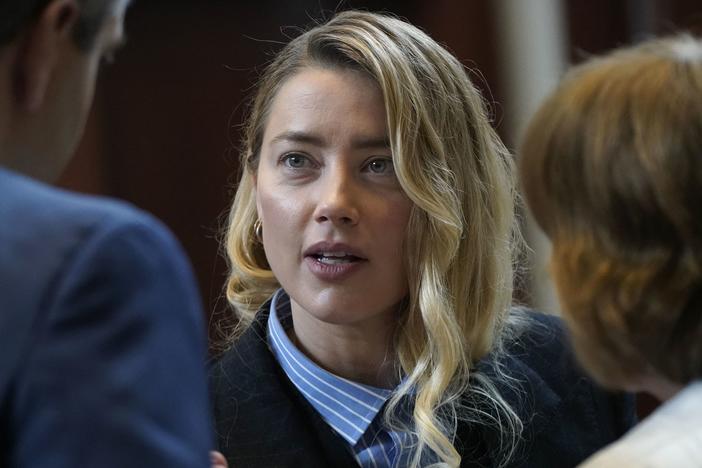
[{"left": 58, "top": 0, "right": 701, "bottom": 374}]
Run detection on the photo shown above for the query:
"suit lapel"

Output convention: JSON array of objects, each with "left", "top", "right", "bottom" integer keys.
[{"left": 211, "top": 303, "right": 357, "bottom": 468}]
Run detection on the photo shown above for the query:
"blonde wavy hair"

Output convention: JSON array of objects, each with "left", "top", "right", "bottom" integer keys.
[
  {"left": 519, "top": 35, "right": 702, "bottom": 390},
  {"left": 224, "top": 10, "right": 522, "bottom": 467}
]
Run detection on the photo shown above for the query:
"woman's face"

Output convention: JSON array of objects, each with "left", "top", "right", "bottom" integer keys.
[{"left": 255, "top": 67, "right": 412, "bottom": 331}]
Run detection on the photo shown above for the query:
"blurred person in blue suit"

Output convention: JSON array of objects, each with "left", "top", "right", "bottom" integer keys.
[{"left": 0, "top": 0, "right": 212, "bottom": 466}]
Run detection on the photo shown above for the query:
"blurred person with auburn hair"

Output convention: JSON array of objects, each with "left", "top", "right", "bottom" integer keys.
[
  {"left": 520, "top": 35, "right": 702, "bottom": 467},
  {"left": 0, "top": 0, "right": 213, "bottom": 466},
  {"left": 210, "top": 10, "right": 635, "bottom": 468}
]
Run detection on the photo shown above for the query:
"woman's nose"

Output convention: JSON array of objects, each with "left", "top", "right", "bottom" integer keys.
[{"left": 313, "top": 169, "right": 360, "bottom": 226}]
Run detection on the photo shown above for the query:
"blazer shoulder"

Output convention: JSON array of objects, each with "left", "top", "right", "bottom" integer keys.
[
  {"left": 0, "top": 172, "right": 212, "bottom": 467},
  {"left": 481, "top": 310, "right": 636, "bottom": 467},
  {"left": 0, "top": 166, "right": 167, "bottom": 237},
  {"left": 503, "top": 311, "right": 571, "bottom": 382},
  {"left": 0, "top": 167, "right": 188, "bottom": 295},
  {"left": 0, "top": 169, "right": 201, "bottom": 404},
  {"left": 497, "top": 310, "right": 616, "bottom": 415}
]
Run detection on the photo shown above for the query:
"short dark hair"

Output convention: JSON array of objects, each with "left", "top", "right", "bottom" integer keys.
[{"left": 0, "top": 0, "right": 113, "bottom": 50}]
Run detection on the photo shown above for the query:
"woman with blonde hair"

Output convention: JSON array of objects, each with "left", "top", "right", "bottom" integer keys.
[
  {"left": 211, "top": 10, "right": 634, "bottom": 468},
  {"left": 520, "top": 35, "right": 702, "bottom": 467}
]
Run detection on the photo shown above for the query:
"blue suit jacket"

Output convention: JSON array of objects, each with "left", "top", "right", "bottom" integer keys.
[
  {"left": 211, "top": 300, "right": 636, "bottom": 467},
  {"left": 0, "top": 168, "right": 212, "bottom": 467}
]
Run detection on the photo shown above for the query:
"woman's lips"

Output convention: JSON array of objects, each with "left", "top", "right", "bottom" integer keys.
[
  {"left": 303, "top": 241, "right": 368, "bottom": 281},
  {"left": 304, "top": 255, "right": 366, "bottom": 281},
  {"left": 303, "top": 241, "right": 367, "bottom": 260}
]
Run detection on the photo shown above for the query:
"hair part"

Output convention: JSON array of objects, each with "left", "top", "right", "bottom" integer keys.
[
  {"left": 224, "top": 10, "right": 523, "bottom": 467},
  {"left": 519, "top": 35, "right": 702, "bottom": 388}
]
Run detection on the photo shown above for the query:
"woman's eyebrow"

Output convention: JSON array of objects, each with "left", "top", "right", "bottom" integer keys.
[
  {"left": 270, "top": 131, "right": 389, "bottom": 150},
  {"left": 350, "top": 136, "right": 390, "bottom": 150},
  {"left": 270, "top": 131, "right": 324, "bottom": 146}
]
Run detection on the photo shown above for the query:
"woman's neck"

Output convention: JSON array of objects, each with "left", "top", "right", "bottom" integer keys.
[{"left": 288, "top": 304, "right": 398, "bottom": 389}]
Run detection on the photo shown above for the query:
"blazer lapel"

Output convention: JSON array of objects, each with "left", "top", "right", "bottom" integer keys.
[{"left": 210, "top": 303, "right": 357, "bottom": 468}]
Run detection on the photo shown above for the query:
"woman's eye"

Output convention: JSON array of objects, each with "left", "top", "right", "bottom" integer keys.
[
  {"left": 282, "top": 153, "right": 310, "bottom": 169},
  {"left": 366, "top": 158, "right": 394, "bottom": 174}
]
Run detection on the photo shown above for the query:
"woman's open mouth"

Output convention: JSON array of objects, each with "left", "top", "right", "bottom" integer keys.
[
  {"left": 311, "top": 252, "right": 363, "bottom": 265},
  {"left": 304, "top": 243, "right": 368, "bottom": 280}
]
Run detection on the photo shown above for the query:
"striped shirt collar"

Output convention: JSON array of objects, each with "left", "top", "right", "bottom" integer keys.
[{"left": 267, "top": 289, "right": 393, "bottom": 445}]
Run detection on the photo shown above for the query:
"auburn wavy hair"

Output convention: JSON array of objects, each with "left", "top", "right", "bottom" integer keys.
[{"left": 519, "top": 35, "right": 702, "bottom": 390}]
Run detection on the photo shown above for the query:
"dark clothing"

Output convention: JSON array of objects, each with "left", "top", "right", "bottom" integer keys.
[
  {"left": 211, "top": 301, "right": 636, "bottom": 467},
  {"left": 0, "top": 168, "right": 212, "bottom": 467}
]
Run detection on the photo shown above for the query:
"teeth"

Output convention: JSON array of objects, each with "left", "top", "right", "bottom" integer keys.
[
  {"left": 318, "top": 256, "right": 353, "bottom": 265},
  {"left": 320, "top": 252, "right": 350, "bottom": 257}
]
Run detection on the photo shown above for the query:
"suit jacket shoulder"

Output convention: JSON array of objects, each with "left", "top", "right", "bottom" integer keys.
[
  {"left": 0, "top": 168, "right": 212, "bottom": 467},
  {"left": 0, "top": 167, "right": 183, "bottom": 326},
  {"left": 462, "top": 311, "right": 636, "bottom": 467}
]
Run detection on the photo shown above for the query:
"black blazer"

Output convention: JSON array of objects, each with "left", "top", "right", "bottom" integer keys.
[{"left": 210, "top": 304, "right": 635, "bottom": 468}]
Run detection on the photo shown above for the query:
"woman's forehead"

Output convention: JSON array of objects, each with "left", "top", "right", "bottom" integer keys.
[{"left": 262, "top": 68, "right": 387, "bottom": 146}]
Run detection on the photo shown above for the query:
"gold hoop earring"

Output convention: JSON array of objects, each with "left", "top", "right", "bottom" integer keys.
[{"left": 253, "top": 219, "right": 263, "bottom": 243}]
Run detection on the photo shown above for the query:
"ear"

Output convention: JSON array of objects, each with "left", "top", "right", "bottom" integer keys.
[{"left": 13, "top": 0, "right": 80, "bottom": 111}]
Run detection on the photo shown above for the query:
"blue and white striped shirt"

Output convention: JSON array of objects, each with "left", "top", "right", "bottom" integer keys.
[{"left": 267, "top": 290, "right": 415, "bottom": 467}]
